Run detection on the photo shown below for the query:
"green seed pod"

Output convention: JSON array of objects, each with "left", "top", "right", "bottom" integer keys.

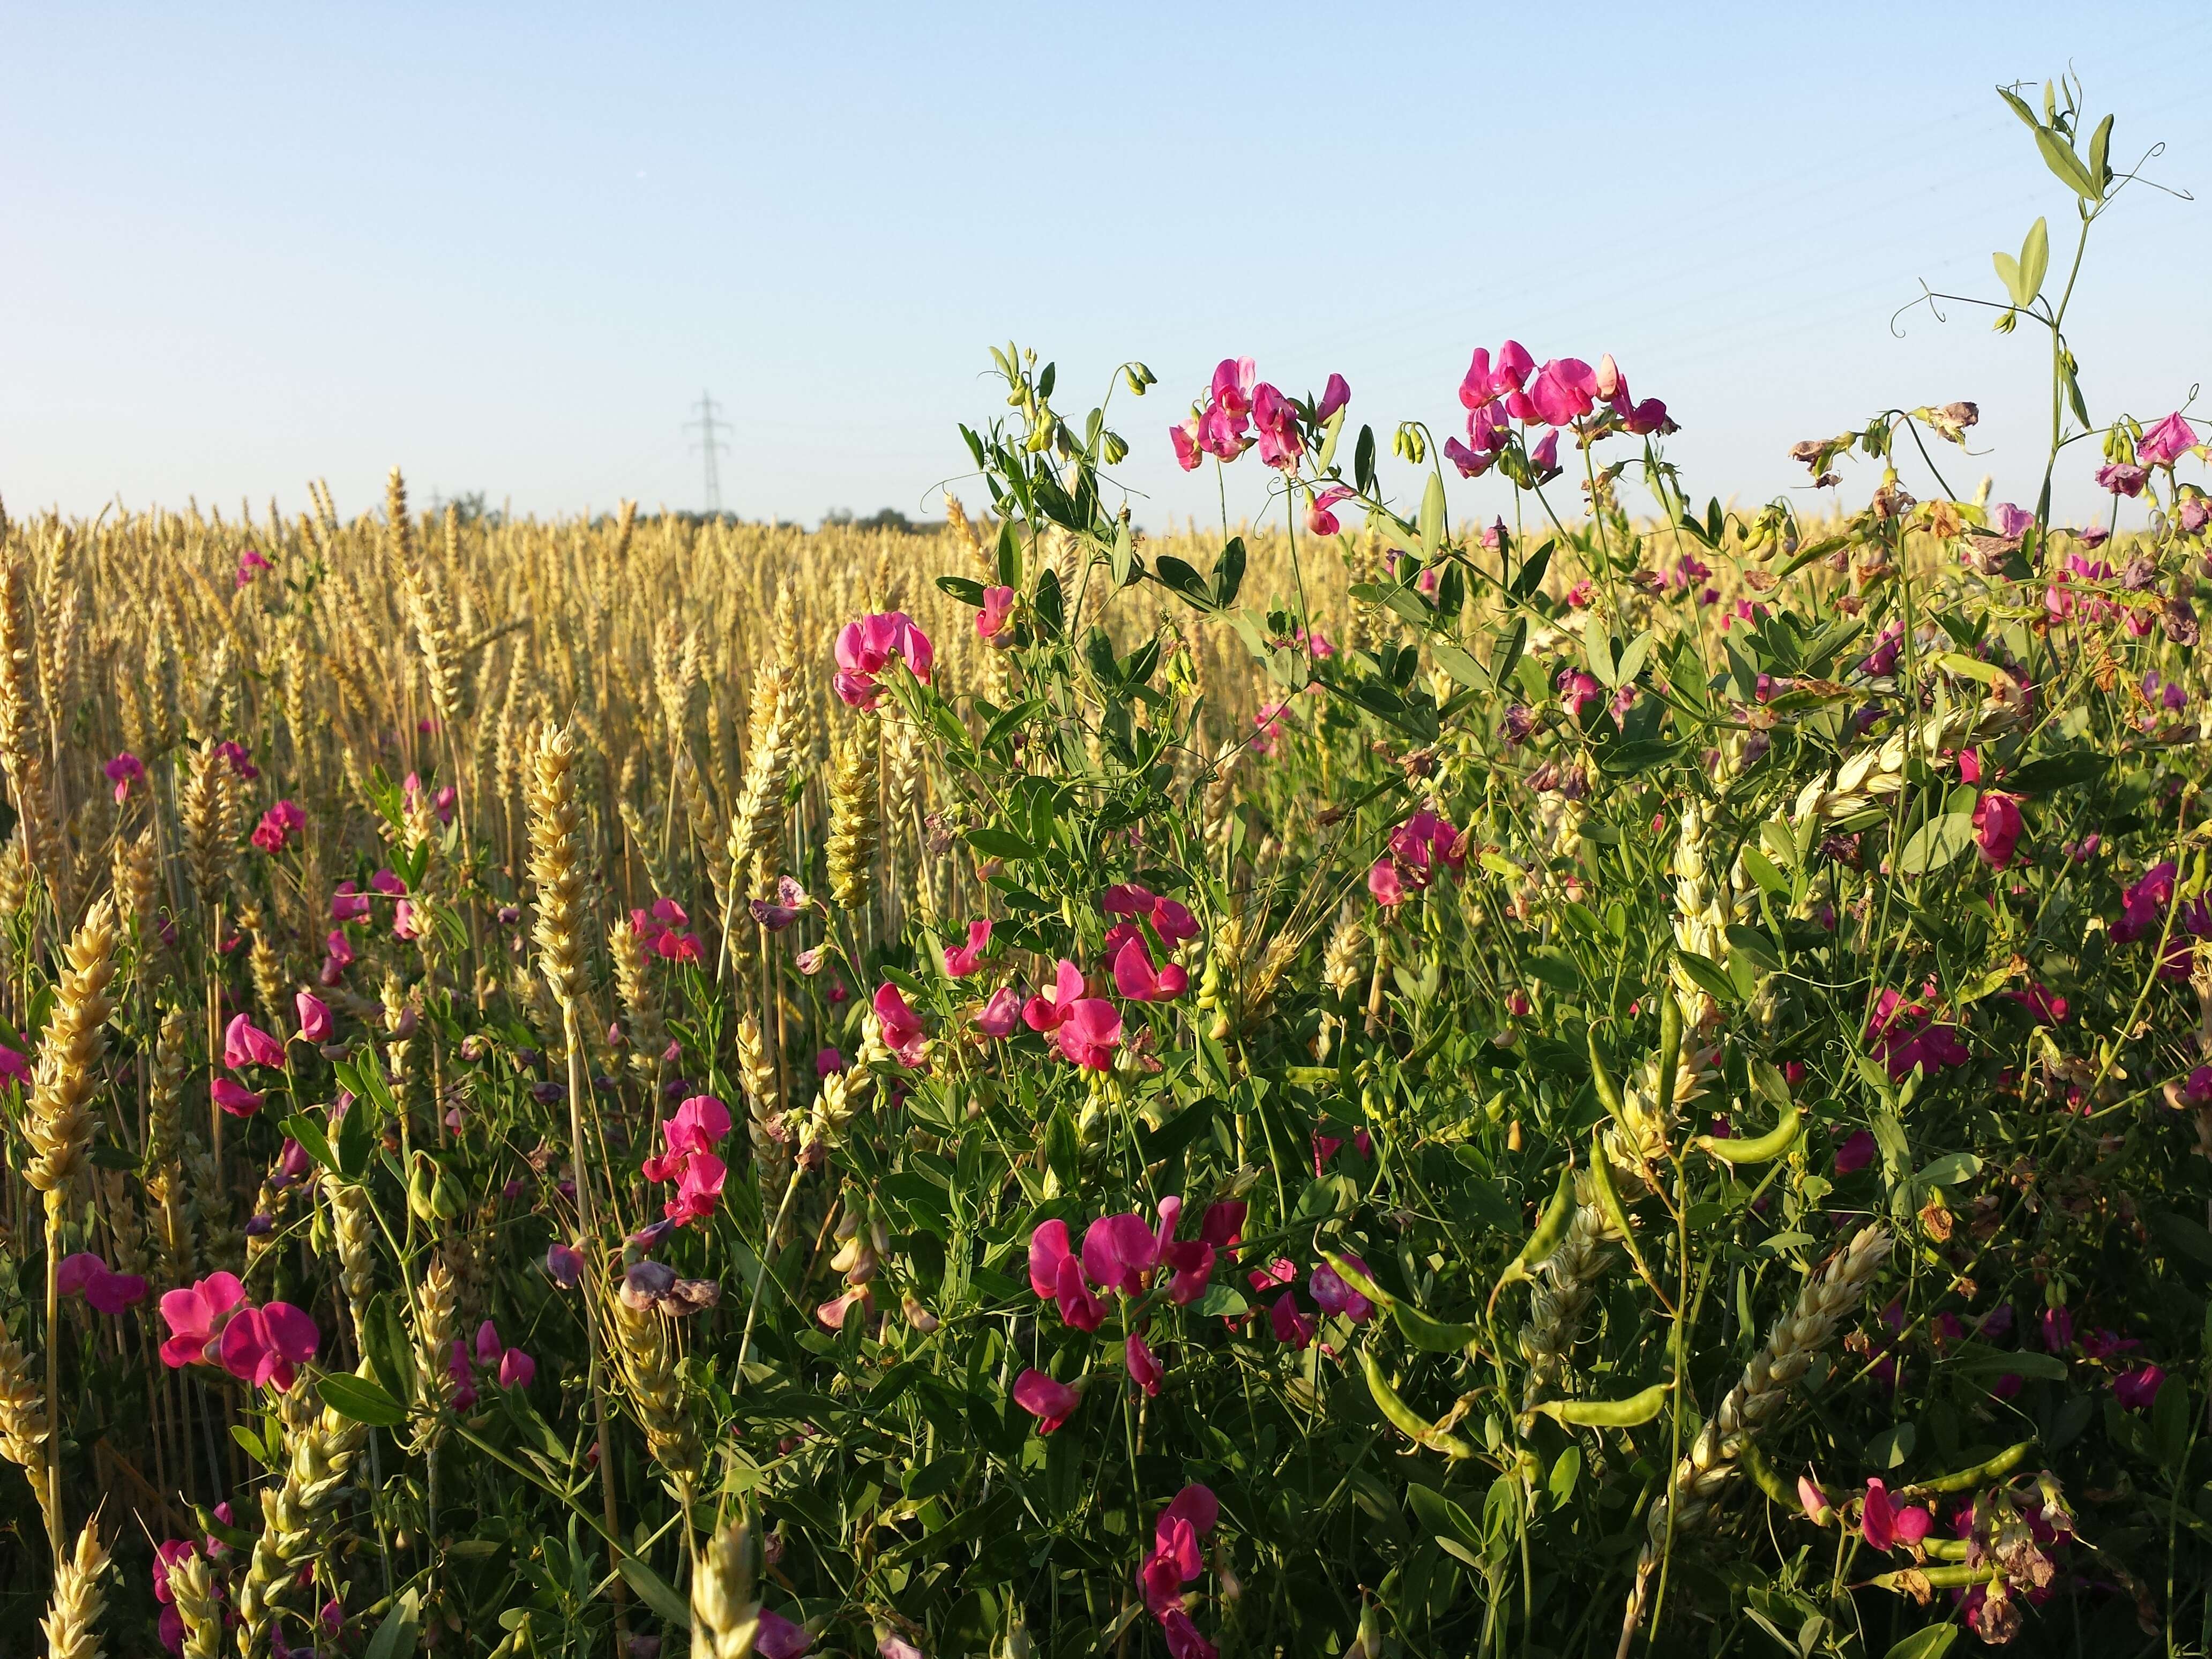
[
  {"left": 1902, "top": 1439, "right": 2036, "bottom": 1497},
  {"left": 1655, "top": 989, "right": 1683, "bottom": 1122},
  {"left": 407, "top": 1154, "right": 438, "bottom": 1223},
  {"left": 1587, "top": 1031, "right": 1627, "bottom": 1127},
  {"left": 1694, "top": 1106, "right": 1801, "bottom": 1165},
  {"left": 1527, "top": 1380, "right": 1669, "bottom": 1428},
  {"left": 1359, "top": 1348, "right": 1474, "bottom": 1460}
]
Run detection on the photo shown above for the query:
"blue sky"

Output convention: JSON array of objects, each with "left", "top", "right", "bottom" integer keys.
[{"left": 4, "top": 4, "right": 2209, "bottom": 533}]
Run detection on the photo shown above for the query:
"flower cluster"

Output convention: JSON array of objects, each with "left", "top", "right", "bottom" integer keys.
[
  {"left": 641, "top": 1094, "right": 731, "bottom": 1225},
  {"left": 833, "top": 611, "right": 933, "bottom": 709},
  {"left": 1170, "top": 358, "right": 1347, "bottom": 473},
  {"left": 159, "top": 1272, "right": 320, "bottom": 1391}
]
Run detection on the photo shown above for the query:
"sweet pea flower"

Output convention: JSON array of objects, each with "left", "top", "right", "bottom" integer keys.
[
  {"left": 942, "top": 918, "right": 991, "bottom": 977},
  {"left": 1055, "top": 999, "right": 1122, "bottom": 1070},
  {"left": 1529, "top": 428, "right": 1560, "bottom": 479},
  {"left": 212, "top": 1078, "right": 265, "bottom": 1117},
  {"left": 1029, "top": 1220, "right": 1107, "bottom": 1331},
  {"left": 872, "top": 983, "right": 927, "bottom": 1067},
  {"left": 1251, "top": 699, "right": 1291, "bottom": 756},
  {"left": 235, "top": 546, "right": 272, "bottom": 589},
  {"left": 0, "top": 1045, "right": 27, "bottom": 1087},
  {"left": 1082, "top": 1212, "right": 1160, "bottom": 1295},
  {"left": 1305, "top": 485, "right": 1355, "bottom": 537},
  {"left": 749, "top": 875, "right": 810, "bottom": 931},
  {"left": 1833, "top": 1129, "right": 1878, "bottom": 1176},
  {"left": 1310, "top": 1256, "right": 1376, "bottom": 1324},
  {"left": 2114, "top": 1363, "right": 2166, "bottom": 1410},
  {"left": 1170, "top": 414, "right": 1204, "bottom": 472},
  {"left": 1251, "top": 383, "right": 1302, "bottom": 470},
  {"left": 2136, "top": 411, "right": 2199, "bottom": 467},
  {"left": 499, "top": 1347, "right": 537, "bottom": 1389},
  {"left": 1797, "top": 1475, "right": 1831, "bottom": 1523},
  {"left": 331, "top": 883, "right": 371, "bottom": 923},
  {"left": 217, "top": 1301, "right": 319, "bottom": 1391},
  {"left": 1022, "top": 959, "right": 1088, "bottom": 1033},
  {"left": 1124, "top": 1329, "right": 1163, "bottom": 1399},
  {"left": 544, "top": 1243, "right": 585, "bottom": 1288},
  {"left": 250, "top": 799, "right": 306, "bottom": 855},
  {"left": 56, "top": 1253, "right": 149, "bottom": 1314},
  {"left": 1268, "top": 1292, "right": 1317, "bottom": 1350},
  {"left": 1858, "top": 1478, "right": 1931, "bottom": 1551},
  {"left": 974, "top": 986, "right": 1021, "bottom": 1038},
  {"left": 833, "top": 612, "right": 935, "bottom": 710},
  {"left": 1558, "top": 669, "right": 1605, "bottom": 721},
  {"left": 2096, "top": 461, "right": 2148, "bottom": 497},
  {"left": 1866, "top": 988, "right": 1970, "bottom": 1081},
  {"left": 225, "top": 1013, "right": 285, "bottom": 1070},
  {"left": 160, "top": 1273, "right": 246, "bottom": 1367},
  {"left": 977, "top": 584, "right": 1015, "bottom": 640},
  {"left": 815, "top": 1045, "right": 845, "bottom": 1075},
  {"left": 1971, "top": 790, "right": 2024, "bottom": 870},
  {"left": 106, "top": 752, "right": 144, "bottom": 804},
  {"left": 214, "top": 740, "right": 259, "bottom": 780},
  {"left": 1112, "top": 936, "right": 1187, "bottom": 1002},
  {"left": 1012, "top": 1369, "right": 1081, "bottom": 1434},
  {"left": 1316, "top": 372, "right": 1351, "bottom": 423},
  {"left": 663, "top": 1153, "right": 727, "bottom": 1225},
  {"left": 293, "top": 990, "right": 332, "bottom": 1045},
  {"left": 447, "top": 1337, "right": 479, "bottom": 1411},
  {"left": 1459, "top": 341, "right": 1534, "bottom": 410},
  {"left": 1517, "top": 357, "right": 1597, "bottom": 427},
  {"left": 755, "top": 1611, "right": 813, "bottom": 1659}
]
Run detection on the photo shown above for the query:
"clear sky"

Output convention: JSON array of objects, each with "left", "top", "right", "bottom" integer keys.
[{"left": 5, "top": 4, "right": 2209, "bottom": 534}]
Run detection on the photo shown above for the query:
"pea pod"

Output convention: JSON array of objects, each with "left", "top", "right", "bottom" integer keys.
[
  {"left": 1655, "top": 986, "right": 1683, "bottom": 1120},
  {"left": 1359, "top": 1348, "right": 1474, "bottom": 1460},
  {"left": 1585, "top": 1133, "right": 1669, "bottom": 1309},
  {"left": 1693, "top": 1105, "right": 1802, "bottom": 1165},
  {"left": 1488, "top": 1161, "right": 1578, "bottom": 1313},
  {"left": 1587, "top": 1030, "right": 1627, "bottom": 1127},
  {"left": 1739, "top": 1437, "right": 1796, "bottom": 1509},
  {"left": 1901, "top": 1439, "right": 2036, "bottom": 1497},
  {"left": 1869, "top": 1563, "right": 1995, "bottom": 1593},
  {"left": 1527, "top": 1380, "right": 1669, "bottom": 1428}
]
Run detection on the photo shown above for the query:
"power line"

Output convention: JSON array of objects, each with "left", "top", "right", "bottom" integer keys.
[{"left": 685, "top": 390, "right": 730, "bottom": 515}]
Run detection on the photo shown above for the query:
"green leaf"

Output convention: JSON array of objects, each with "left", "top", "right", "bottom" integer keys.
[
  {"left": 1895, "top": 812, "right": 1976, "bottom": 876},
  {"left": 966, "top": 828, "right": 1037, "bottom": 861},
  {"left": 1914, "top": 1152, "right": 1982, "bottom": 1189},
  {"left": 317, "top": 1371, "right": 410, "bottom": 1428},
  {"left": 2005, "top": 750, "right": 2108, "bottom": 794},
  {"left": 1212, "top": 537, "right": 1247, "bottom": 608},
  {"left": 1153, "top": 555, "right": 1213, "bottom": 610},
  {"left": 363, "top": 1292, "right": 415, "bottom": 1405},
  {"left": 2035, "top": 127, "right": 2098, "bottom": 199},
  {"left": 1884, "top": 1626, "right": 1960, "bottom": 1659},
  {"left": 1430, "top": 638, "right": 1486, "bottom": 691},
  {"left": 335, "top": 1091, "right": 372, "bottom": 1180},
  {"left": 1417, "top": 473, "right": 1447, "bottom": 558},
  {"left": 364, "top": 1589, "right": 422, "bottom": 1659},
  {"left": 2088, "top": 112, "right": 2114, "bottom": 192},
  {"left": 1613, "top": 629, "right": 1654, "bottom": 688},
  {"left": 1992, "top": 251, "right": 2025, "bottom": 309},
  {"left": 1673, "top": 951, "right": 1738, "bottom": 1006},
  {"left": 615, "top": 1554, "right": 691, "bottom": 1627},
  {"left": 1406, "top": 1483, "right": 1485, "bottom": 1551},
  {"left": 1945, "top": 1341, "right": 2067, "bottom": 1382},
  {"left": 1491, "top": 617, "right": 1527, "bottom": 687},
  {"left": 936, "top": 574, "right": 986, "bottom": 606},
  {"left": 2017, "top": 216, "right": 2049, "bottom": 303},
  {"left": 281, "top": 1112, "right": 338, "bottom": 1177}
]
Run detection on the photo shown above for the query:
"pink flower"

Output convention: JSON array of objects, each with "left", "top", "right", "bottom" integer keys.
[
  {"left": 1311, "top": 1133, "right": 1342, "bottom": 1175},
  {"left": 2114, "top": 1363, "right": 2166, "bottom": 1410},
  {"left": 2096, "top": 461, "right": 2148, "bottom": 497},
  {"left": 872, "top": 982, "right": 927, "bottom": 1067},
  {"left": 1023, "top": 959, "right": 1088, "bottom": 1033},
  {"left": 1971, "top": 790, "right": 2024, "bottom": 870},
  {"left": 448, "top": 1337, "right": 478, "bottom": 1411},
  {"left": 943, "top": 918, "right": 992, "bottom": 977},
  {"left": 1055, "top": 999, "right": 1123, "bottom": 1070},
  {"left": 285, "top": 991, "right": 330, "bottom": 1047},
  {"left": 105, "top": 752, "right": 144, "bottom": 804},
  {"left": 216, "top": 1301, "right": 318, "bottom": 1391},
  {"left": 1367, "top": 857, "right": 1406, "bottom": 907},
  {"left": 1305, "top": 485, "right": 1355, "bottom": 537},
  {"left": 214, "top": 740, "right": 259, "bottom": 780},
  {"left": 974, "top": 986, "right": 1021, "bottom": 1038},
  {"left": 1139, "top": 1485, "right": 1220, "bottom": 1625},
  {"left": 0, "top": 1045, "right": 29, "bottom": 1087},
  {"left": 56, "top": 1253, "right": 148, "bottom": 1314},
  {"left": 1082, "top": 1212, "right": 1160, "bottom": 1295},
  {"left": 833, "top": 612, "right": 935, "bottom": 709},
  {"left": 1251, "top": 699, "right": 1291, "bottom": 756},
  {"left": 250, "top": 799, "right": 306, "bottom": 855},
  {"left": 2137, "top": 411, "right": 2199, "bottom": 468},
  {"left": 2006, "top": 983, "right": 2068, "bottom": 1024},
  {"left": 1268, "top": 1292, "right": 1317, "bottom": 1349},
  {"left": 1518, "top": 357, "right": 1597, "bottom": 427},
  {"left": 1029, "top": 1219, "right": 1107, "bottom": 1331},
  {"left": 159, "top": 1273, "right": 246, "bottom": 1367},
  {"left": 1797, "top": 1476, "right": 1830, "bottom": 1522},
  {"left": 1210, "top": 357, "right": 1256, "bottom": 420},
  {"left": 748, "top": 875, "right": 809, "bottom": 931},
  {"left": 1170, "top": 415, "right": 1204, "bottom": 472},
  {"left": 1866, "top": 988, "right": 1970, "bottom": 1081},
  {"left": 235, "top": 546, "right": 272, "bottom": 589},
  {"left": 977, "top": 585, "right": 1015, "bottom": 640},
  {"left": 1012, "top": 1369, "right": 1081, "bottom": 1434},
  {"left": 1459, "top": 342, "right": 1533, "bottom": 410},
  {"left": 663, "top": 1153, "right": 727, "bottom": 1226},
  {"left": 816, "top": 1288, "right": 872, "bottom": 1331},
  {"left": 1124, "top": 1329, "right": 1163, "bottom": 1397},
  {"left": 1833, "top": 1129, "right": 1878, "bottom": 1176},
  {"left": 331, "top": 883, "right": 371, "bottom": 923},
  {"left": 755, "top": 1610, "right": 813, "bottom": 1659},
  {"left": 1316, "top": 372, "right": 1350, "bottom": 423},
  {"left": 225, "top": 1013, "right": 285, "bottom": 1070},
  {"left": 1251, "top": 383, "right": 1302, "bottom": 470},
  {"left": 544, "top": 1244, "right": 585, "bottom": 1288},
  {"left": 1858, "top": 1478, "right": 1930, "bottom": 1551},
  {"left": 499, "top": 1348, "right": 536, "bottom": 1389},
  {"left": 1443, "top": 436, "right": 1494, "bottom": 479},
  {"left": 1529, "top": 428, "right": 1560, "bottom": 479},
  {"left": 1113, "top": 936, "right": 1187, "bottom": 1002},
  {"left": 1309, "top": 1257, "right": 1375, "bottom": 1323},
  {"left": 212, "top": 1078, "right": 265, "bottom": 1117},
  {"left": 815, "top": 1045, "right": 845, "bottom": 1075},
  {"left": 1558, "top": 669, "right": 1604, "bottom": 721}
]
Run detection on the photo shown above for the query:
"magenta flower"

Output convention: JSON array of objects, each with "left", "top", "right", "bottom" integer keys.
[
  {"left": 748, "top": 875, "right": 810, "bottom": 931},
  {"left": 2136, "top": 411, "right": 2199, "bottom": 467},
  {"left": 833, "top": 612, "right": 934, "bottom": 710},
  {"left": 1459, "top": 342, "right": 1534, "bottom": 411},
  {"left": 977, "top": 584, "right": 1015, "bottom": 640},
  {"left": 1305, "top": 485, "right": 1355, "bottom": 537},
  {"left": 1126, "top": 1330, "right": 1163, "bottom": 1396},
  {"left": 1170, "top": 415, "right": 1204, "bottom": 472},
  {"left": 218, "top": 1301, "right": 318, "bottom": 1391},
  {"left": 2113, "top": 1363, "right": 2165, "bottom": 1410},
  {"left": 2096, "top": 461, "right": 2148, "bottom": 497},
  {"left": 1316, "top": 372, "right": 1350, "bottom": 423},
  {"left": 544, "top": 1244, "right": 585, "bottom": 1289},
  {"left": 755, "top": 1610, "right": 813, "bottom": 1659},
  {"left": 816, "top": 1045, "right": 845, "bottom": 1075},
  {"left": 1012, "top": 1369, "right": 1081, "bottom": 1434},
  {"left": 1972, "top": 790, "right": 2024, "bottom": 870},
  {"left": 1028, "top": 1220, "right": 1106, "bottom": 1331},
  {"left": 1309, "top": 1257, "right": 1376, "bottom": 1324},
  {"left": 499, "top": 1347, "right": 537, "bottom": 1389},
  {"left": 225, "top": 1013, "right": 285, "bottom": 1071},
  {"left": 1865, "top": 988, "right": 1970, "bottom": 1081},
  {"left": 1558, "top": 668, "right": 1604, "bottom": 721},
  {"left": 1857, "top": 1478, "right": 1931, "bottom": 1551},
  {"left": 2113, "top": 861, "right": 2179, "bottom": 943},
  {"left": 1082, "top": 1212, "right": 1159, "bottom": 1295},
  {"left": 1022, "top": 959, "right": 1088, "bottom": 1033},
  {"left": 1529, "top": 428, "right": 1561, "bottom": 479},
  {"left": 1832, "top": 1129, "right": 1878, "bottom": 1176},
  {"left": 1443, "top": 436, "right": 1495, "bottom": 480},
  {"left": 872, "top": 982, "right": 927, "bottom": 1067},
  {"left": 1251, "top": 383, "right": 1303, "bottom": 470},
  {"left": 1516, "top": 357, "right": 1597, "bottom": 427},
  {"left": 56, "top": 1253, "right": 149, "bottom": 1314},
  {"left": 942, "top": 918, "right": 992, "bottom": 977},
  {"left": 1055, "top": 999, "right": 1122, "bottom": 1070},
  {"left": 974, "top": 986, "right": 1021, "bottom": 1038},
  {"left": 1268, "top": 1292, "right": 1317, "bottom": 1350},
  {"left": 1209, "top": 357, "right": 1256, "bottom": 420},
  {"left": 1112, "top": 935, "right": 1188, "bottom": 1002},
  {"left": 105, "top": 752, "right": 144, "bottom": 804},
  {"left": 1367, "top": 857, "right": 1407, "bottom": 907},
  {"left": 288, "top": 990, "right": 331, "bottom": 1045},
  {"left": 0, "top": 1045, "right": 27, "bottom": 1087},
  {"left": 448, "top": 1337, "right": 479, "bottom": 1411},
  {"left": 1250, "top": 699, "right": 1291, "bottom": 756},
  {"left": 2039, "top": 1306, "right": 2074, "bottom": 1352},
  {"left": 1797, "top": 1475, "right": 1830, "bottom": 1522},
  {"left": 331, "top": 883, "right": 371, "bottom": 923},
  {"left": 663, "top": 1152, "right": 727, "bottom": 1227},
  {"left": 214, "top": 740, "right": 259, "bottom": 780},
  {"left": 212, "top": 1078, "right": 265, "bottom": 1118},
  {"left": 250, "top": 798, "right": 306, "bottom": 855},
  {"left": 159, "top": 1273, "right": 246, "bottom": 1368},
  {"left": 643, "top": 1094, "right": 733, "bottom": 1183},
  {"left": 235, "top": 546, "right": 272, "bottom": 589}
]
